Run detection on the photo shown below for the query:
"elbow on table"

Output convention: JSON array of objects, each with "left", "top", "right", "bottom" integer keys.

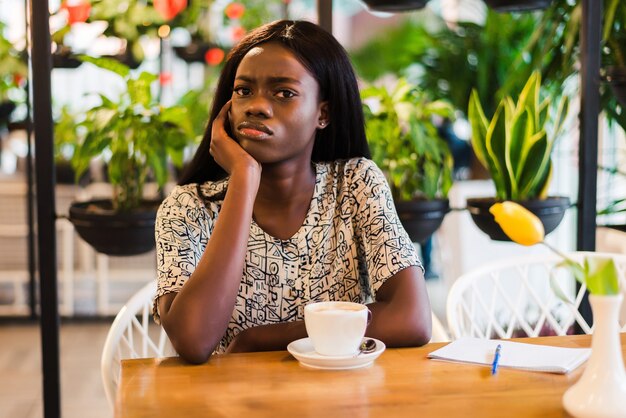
[
  {"left": 414, "top": 321, "right": 432, "bottom": 346},
  {"left": 172, "top": 338, "right": 215, "bottom": 364},
  {"left": 161, "top": 321, "right": 218, "bottom": 364},
  {"left": 401, "top": 313, "right": 432, "bottom": 347}
]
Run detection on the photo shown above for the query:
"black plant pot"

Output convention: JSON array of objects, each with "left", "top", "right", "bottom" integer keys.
[
  {"left": 173, "top": 42, "right": 214, "bottom": 63},
  {"left": 484, "top": 0, "right": 552, "bottom": 12},
  {"left": 395, "top": 199, "right": 450, "bottom": 244},
  {"left": 52, "top": 50, "right": 83, "bottom": 69},
  {"left": 0, "top": 101, "right": 16, "bottom": 125},
  {"left": 104, "top": 47, "right": 142, "bottom": 70},
  {"left": 466, "top": 196, "right": 570, "bottom": 241},
  {"left": 69, "top": 199, "right": 161, "bottom": 256},
  {"left": 605, "top": 66, "right": 626, "bottom": 109},
  {"left": 361, "top": 0, "right": 430, "bottom": 12}
]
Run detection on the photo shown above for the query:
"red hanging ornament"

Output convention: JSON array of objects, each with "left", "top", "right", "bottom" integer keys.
[
  {"left": 61, "top": 0, "right": 91, "bottom": 25},
  {"left": 153, "top": 0, "right": 188, "bottom": 21},
  {"left": 13, "top": 73, "right": 25, "bottom": 87},
  {"left": 205, "top": 48, "right": 225, "bottom": 66},
  {"left": 231, "top": 26, "right": 246, "bottom": 43},
  {"left": 225, "top": 2, "right": 245, "bottom": 20},
  {"left": 159, "top": 72, "right": 173, "bottom": 86}
]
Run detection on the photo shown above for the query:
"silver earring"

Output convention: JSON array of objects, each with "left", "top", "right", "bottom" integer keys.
[{"left": 320, "top": 121, "right": 326, "bottom": 127}]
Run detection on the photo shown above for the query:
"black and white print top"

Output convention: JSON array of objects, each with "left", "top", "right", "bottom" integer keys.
[{"left": 154, "top": 157, "right": 421, "bottom": 353}]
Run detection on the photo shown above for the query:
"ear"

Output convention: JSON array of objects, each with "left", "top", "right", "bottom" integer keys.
[{"left": 317, "top": 101, "right": 330, "bottom": 129}]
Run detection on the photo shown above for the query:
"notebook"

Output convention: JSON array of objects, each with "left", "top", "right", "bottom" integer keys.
[{"left": 427, "top": 337, "right": 591, "bottom": 374}]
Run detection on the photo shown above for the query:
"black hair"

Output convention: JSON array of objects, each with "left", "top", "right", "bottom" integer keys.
[{"left": 178, "top": 19, "right": 370, "bottom": 185}]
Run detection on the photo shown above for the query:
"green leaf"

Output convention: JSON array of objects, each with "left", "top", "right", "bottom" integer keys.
[
  {"left": 604, "top": 0, "right": 620, "bottom": 42},
  {"left": 509, "top": 107, "right": 532, "bottom": 180},
  {"left": 517, "top": 131, "right": 550, "bottom": 198},
  {"left": 551, "top": 95, "right": 569, "bottom": 140},
  {"left": 585, "top": 257, "right": 620, "bottom": 296},
  {"left": 468, "top": 89, "right": 490, "bottom": 168},
  {"left": 516, "top": 71, "right": 539, "bottom": 126},
  {"left": 485, "top": 101, "right": 510, "bottom": 199},
  {"left": 556, "top": 259, "right": 587, "bottom": 286},
  {"left": 128, "top": 72, "right": 157, "bottom": 108},
  {"left": 549, "top": 268, "right": 574, "bottom": 304},
  {"left": 78, "top": 55, "right": 130, "bottom": 78}
]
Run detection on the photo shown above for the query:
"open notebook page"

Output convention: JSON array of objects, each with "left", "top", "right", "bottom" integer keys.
[{"left": 427, "top": 337, "right": 591, "bottom": 374}]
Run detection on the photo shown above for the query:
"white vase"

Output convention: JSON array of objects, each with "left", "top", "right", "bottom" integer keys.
[{"left": 562, "top": 294, "right": 626, "bottom": 418}]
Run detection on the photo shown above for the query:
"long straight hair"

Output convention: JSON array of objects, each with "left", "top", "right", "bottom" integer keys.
[{"left": 179, "top": 20, "right": 370, "bottom": 185}]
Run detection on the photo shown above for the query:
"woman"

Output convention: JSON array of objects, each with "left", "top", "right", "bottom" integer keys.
[{"left": 155, "top": 20, "right": 432, "bottom": 363}]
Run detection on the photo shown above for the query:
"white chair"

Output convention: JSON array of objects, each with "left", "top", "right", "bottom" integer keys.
[
  {"left": 446, "top": 252, "right": 626, "bottom": 340},
  {"left": 101, "top": 281, "right": 176, "bottom": 407},
  {"left": 430, "top": 311, "right": 450, "bottom": 343}
]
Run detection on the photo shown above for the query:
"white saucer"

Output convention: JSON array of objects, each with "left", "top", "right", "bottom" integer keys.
[{"left": 287, "top": 337, "right": 386, "bottom": 370}]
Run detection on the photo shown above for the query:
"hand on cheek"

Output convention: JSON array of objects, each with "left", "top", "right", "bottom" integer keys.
[{"left": 210, "top": 101, "right": 260, "bottom": 176}]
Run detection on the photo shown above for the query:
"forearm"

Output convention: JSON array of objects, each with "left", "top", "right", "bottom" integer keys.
[
  {"left": 226, "top": 320, "right": 308, "bottom": 353},
  {"left": 365, "top": 267, "right": 432, "bottom": 347},
  {"left": 161, "top": 168, "right": 259, "bottom": 362}
]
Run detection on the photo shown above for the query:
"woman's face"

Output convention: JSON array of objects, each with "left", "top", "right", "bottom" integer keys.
[{"left": 229, "top": 42, "right": 328, "bottom": 165}]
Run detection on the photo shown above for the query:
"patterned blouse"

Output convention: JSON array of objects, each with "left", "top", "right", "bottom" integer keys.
[{"left": 154, "top": 157, "right": 421, "bottom": 353}]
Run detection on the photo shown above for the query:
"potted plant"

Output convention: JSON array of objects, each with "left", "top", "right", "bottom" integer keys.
[
  {"left": 362, "top": 78, "right": 455, "bottom": 244},
  {"left": 483, "top": 0, "right": 553, "bottom": 12},
  {"left": 51, "top": 0, "right": 170, "bottom": 69},
  {"left": 603, "top": 0, "right": 626, "bottom": 108},
  {"left": 53, "top": 106, "right": 92, "bottom": 185},
  {"left": 68, "top": 56, "right": 193, "bottom": 255},
  {"left": 0, "top": 20, "right": 27, "bottom": 127},
  {"left": 360, "top": 0, "right": 431, "bottom": 12},
  {"left": 467, "top": 71, "right": 571, "bottom": 241}
]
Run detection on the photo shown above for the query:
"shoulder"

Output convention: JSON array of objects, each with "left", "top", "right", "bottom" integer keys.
[
  {"left": 319, "top": 158, "right": 383, "bottom": 182},
  {"left": 158, "top": 179, "right": 228, "bottom": 218},
  {"left": 159, "top": 184, "right": 202, "bottom": 211}
]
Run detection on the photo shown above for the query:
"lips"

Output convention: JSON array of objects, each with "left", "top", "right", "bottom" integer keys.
[{"left": 237, "top": 121, "right": 273, "bottom": 139}]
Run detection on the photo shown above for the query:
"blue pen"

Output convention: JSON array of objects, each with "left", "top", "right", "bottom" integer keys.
[{"left": 491, "top": 344, "right": 502, "bottom": 375}]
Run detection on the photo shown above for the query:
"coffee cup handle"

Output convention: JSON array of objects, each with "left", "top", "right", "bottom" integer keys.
[{"left": 367, "top": 308, "right": 372, "bottom": 325}]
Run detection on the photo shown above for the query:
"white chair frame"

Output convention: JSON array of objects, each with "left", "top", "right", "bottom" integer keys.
[
  {"left": 101, "top": 281, "right": 175, "bottom": 407},
  {"left": 430, "top": 311, "right": 450, "bottom": 343},
  {"left": 446, "top": 252, "right": 626, "bottom": 340}
]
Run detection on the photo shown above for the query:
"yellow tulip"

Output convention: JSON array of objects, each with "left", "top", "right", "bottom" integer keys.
[{"left": 489, "top": 202, "right": 545, "bottom": 246}]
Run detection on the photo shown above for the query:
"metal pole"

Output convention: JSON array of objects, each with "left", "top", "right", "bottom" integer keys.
[
  {"left": 317, "top": 0, "right": 333, "bottom": 34},
  {"left": 576, "top": 0, "right": 602, "bottom": 328},
  {"left": 24, "top": 0, "right": 37, "bottom": 320},
  {"left": 28, "top": 0, "right": 61, "bottom": 416}
]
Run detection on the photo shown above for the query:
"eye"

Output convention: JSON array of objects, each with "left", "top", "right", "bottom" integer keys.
[
  {"left": 233, "top": 86, "right": 252, "bottom": 96},
  {"left": 276, "top": 90, "right": 297, "bottom": 99}
]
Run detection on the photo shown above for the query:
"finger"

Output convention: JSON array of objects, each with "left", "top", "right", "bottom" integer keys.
[{"left": 214, "top": 100, "right": 232, "bottom": 124}]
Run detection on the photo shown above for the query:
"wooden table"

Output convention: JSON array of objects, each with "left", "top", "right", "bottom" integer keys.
[{"left": 116, "top": 334, "right": 626, "bottom": 418}]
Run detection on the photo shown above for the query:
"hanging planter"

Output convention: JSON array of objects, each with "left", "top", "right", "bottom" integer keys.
[
  {"left": 0, "top": 100, "right": 15, "bottom": 125},
  {"left": 52, "top": 47, "right": 83, "bottom": 69},
  {"left": 467, "top": 196, "right": 570, "bottom": 241},
  {"left": 69, "top": 200, "right": 160, "bottom": 256},
  {"left": 65, "top": 56, "right": 192, "bottom": 256},
  {"left": 173, "top": 41, "right": 214, "bottom": 63},
  {"left": 395, "top": 199, "right": 450, "bottom": 244},
  {"left": 361, "top": 0, "right": 431, "bottom": 12},
  {"left": 361, "top": 79, "right": 455, "bottom": 245},
  {"left": 483, "top": 0, "right": 552, "bottom": 12},
  {"left": 605, "top": 66, "right": 626, "bottom": 109}
]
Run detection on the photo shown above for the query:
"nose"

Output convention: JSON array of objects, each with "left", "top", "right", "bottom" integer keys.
[{"left": 245, "top": 94, "right": 273, "bottom": 119}]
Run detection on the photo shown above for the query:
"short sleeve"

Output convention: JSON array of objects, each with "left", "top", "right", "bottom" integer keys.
[
  {"left": 153, "top": 185, "right": 214, "bottom": 323},
  {"left": 349, "top": 159, "right": 422, "bottom": 296}
]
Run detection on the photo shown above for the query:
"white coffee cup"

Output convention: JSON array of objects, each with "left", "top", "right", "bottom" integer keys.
[{"left": 304, "top": 301, "right": 371, "bottom": 356}]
